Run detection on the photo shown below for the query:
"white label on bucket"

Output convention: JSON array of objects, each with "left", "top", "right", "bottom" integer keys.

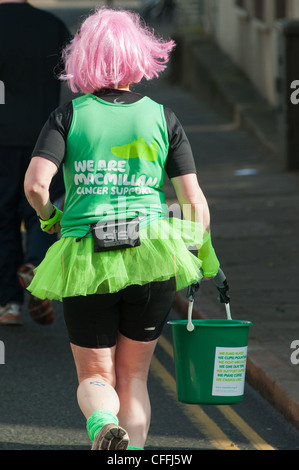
[{"left": 212, "top": 346, "right": 248, "bottom": 396}]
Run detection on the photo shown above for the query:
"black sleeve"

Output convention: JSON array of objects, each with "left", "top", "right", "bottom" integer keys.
[
  {"left": 31, "top": 101, "right": 73, "bottom": 167},
  {"left": 163, "top": 106, "right": 197, "bottom": 179}
]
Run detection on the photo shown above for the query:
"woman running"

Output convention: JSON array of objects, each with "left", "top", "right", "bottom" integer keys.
[{"left": 24, "top": 7, "right": 220, "bottom": 450}]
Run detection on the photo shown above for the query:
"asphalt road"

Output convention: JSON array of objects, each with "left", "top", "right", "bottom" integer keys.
[{"left": 1, "top": 299, "right": 299, "bottom": 452}]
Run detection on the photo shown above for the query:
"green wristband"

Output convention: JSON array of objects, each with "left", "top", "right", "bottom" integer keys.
[
  {"left": 39, "top": 205, "right": 63, "bottom": 232},
  {"left": 198, "top": 231, "right": 220, "bottom": 277}
]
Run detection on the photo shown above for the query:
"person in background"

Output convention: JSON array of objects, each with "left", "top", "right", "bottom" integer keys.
[
  {"left": 0, "top": 0, "right": 70, "bottom": 326},
  {"left": 24, "top": 7, "right": 220, "bottom": 450}
]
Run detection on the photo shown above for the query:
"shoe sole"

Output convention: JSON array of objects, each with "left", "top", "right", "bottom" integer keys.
[
  {"left": 0, "top": 315, "right": 22, "bottom": 325},
  {"left": 29, "top": 296, "right": 54, "bottom": 325},
  {"left": 91, "top": 423, "right": 129, "bottom": 450}
]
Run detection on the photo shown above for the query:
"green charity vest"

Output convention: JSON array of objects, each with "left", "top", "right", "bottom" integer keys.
[{"left": 61, "top": 93, "right": 170, "bottom": 238}]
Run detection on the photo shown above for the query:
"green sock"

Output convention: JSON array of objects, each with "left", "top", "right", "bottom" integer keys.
[
  {"left": 86, "top": 410, "right": 119, "bottom": 442},
  {"left": 127, "top": 446, "right": 144, "bottom": 450}
]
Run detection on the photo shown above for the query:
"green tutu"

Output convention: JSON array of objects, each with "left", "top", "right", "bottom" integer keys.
[{"left": 27, "top": 217, "right": 204, "bottom": 301}]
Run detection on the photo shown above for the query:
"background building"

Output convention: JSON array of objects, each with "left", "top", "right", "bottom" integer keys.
[{"left": 202, "top": 0, "right": 299, "bottom": 107}]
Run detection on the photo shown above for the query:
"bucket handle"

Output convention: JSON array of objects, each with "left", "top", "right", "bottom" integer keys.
[{"left": 186, "top": 268, "right": 231, "bottom": 331}]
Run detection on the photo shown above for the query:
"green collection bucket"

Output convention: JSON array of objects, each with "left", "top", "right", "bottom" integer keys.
[{"left": 168, "top": 318, "right": 253, "bottom": 405}]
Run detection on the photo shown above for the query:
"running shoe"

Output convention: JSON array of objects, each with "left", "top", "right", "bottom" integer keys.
[
  {"left": 27, "top": 295, "right": 54, "bottom": 325},
  {"left": 91, "top": 423, "right": 129, "bottom": 450},
  {"left": 17, "top": 263, "right": 54, "bottom": 325},
  {"left": 17, "top": 263, "right": 35, "bottom": 289},
  {"left": 0, "top": 303, "right": 22, "bottom": 325}
]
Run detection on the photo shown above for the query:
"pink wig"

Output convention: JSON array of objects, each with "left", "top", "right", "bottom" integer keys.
[{"left": 60, "top": 7, "right": 175, "bottom": 93}]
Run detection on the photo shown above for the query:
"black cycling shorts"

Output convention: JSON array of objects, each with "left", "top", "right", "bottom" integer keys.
[{"left": 63, "top": 278, "right": 176, "bottom": 348}]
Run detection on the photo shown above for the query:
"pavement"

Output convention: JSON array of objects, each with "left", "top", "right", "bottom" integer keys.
[{"left": 165, "top": 29, "right": 299, "bottom": 432}]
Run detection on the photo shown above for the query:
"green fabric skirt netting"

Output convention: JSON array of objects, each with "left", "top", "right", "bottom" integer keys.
[{"left": 27, "top": 217, "right": 204, "bottom": 301}]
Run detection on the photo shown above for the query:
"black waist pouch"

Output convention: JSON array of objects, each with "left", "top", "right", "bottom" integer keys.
[{"left": 76, "top": 217, "right": 141, "bottom": 252}]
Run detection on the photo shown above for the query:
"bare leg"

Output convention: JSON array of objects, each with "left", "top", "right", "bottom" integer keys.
[
  {"left": 115, "top": 333, "right": 158, "bottom": 449},
  {"left": 70, "top": 343, "right": 119, "bottom": 418},
  {"left": 69, "top": 335, "right": 158, "bottom": 449}
]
